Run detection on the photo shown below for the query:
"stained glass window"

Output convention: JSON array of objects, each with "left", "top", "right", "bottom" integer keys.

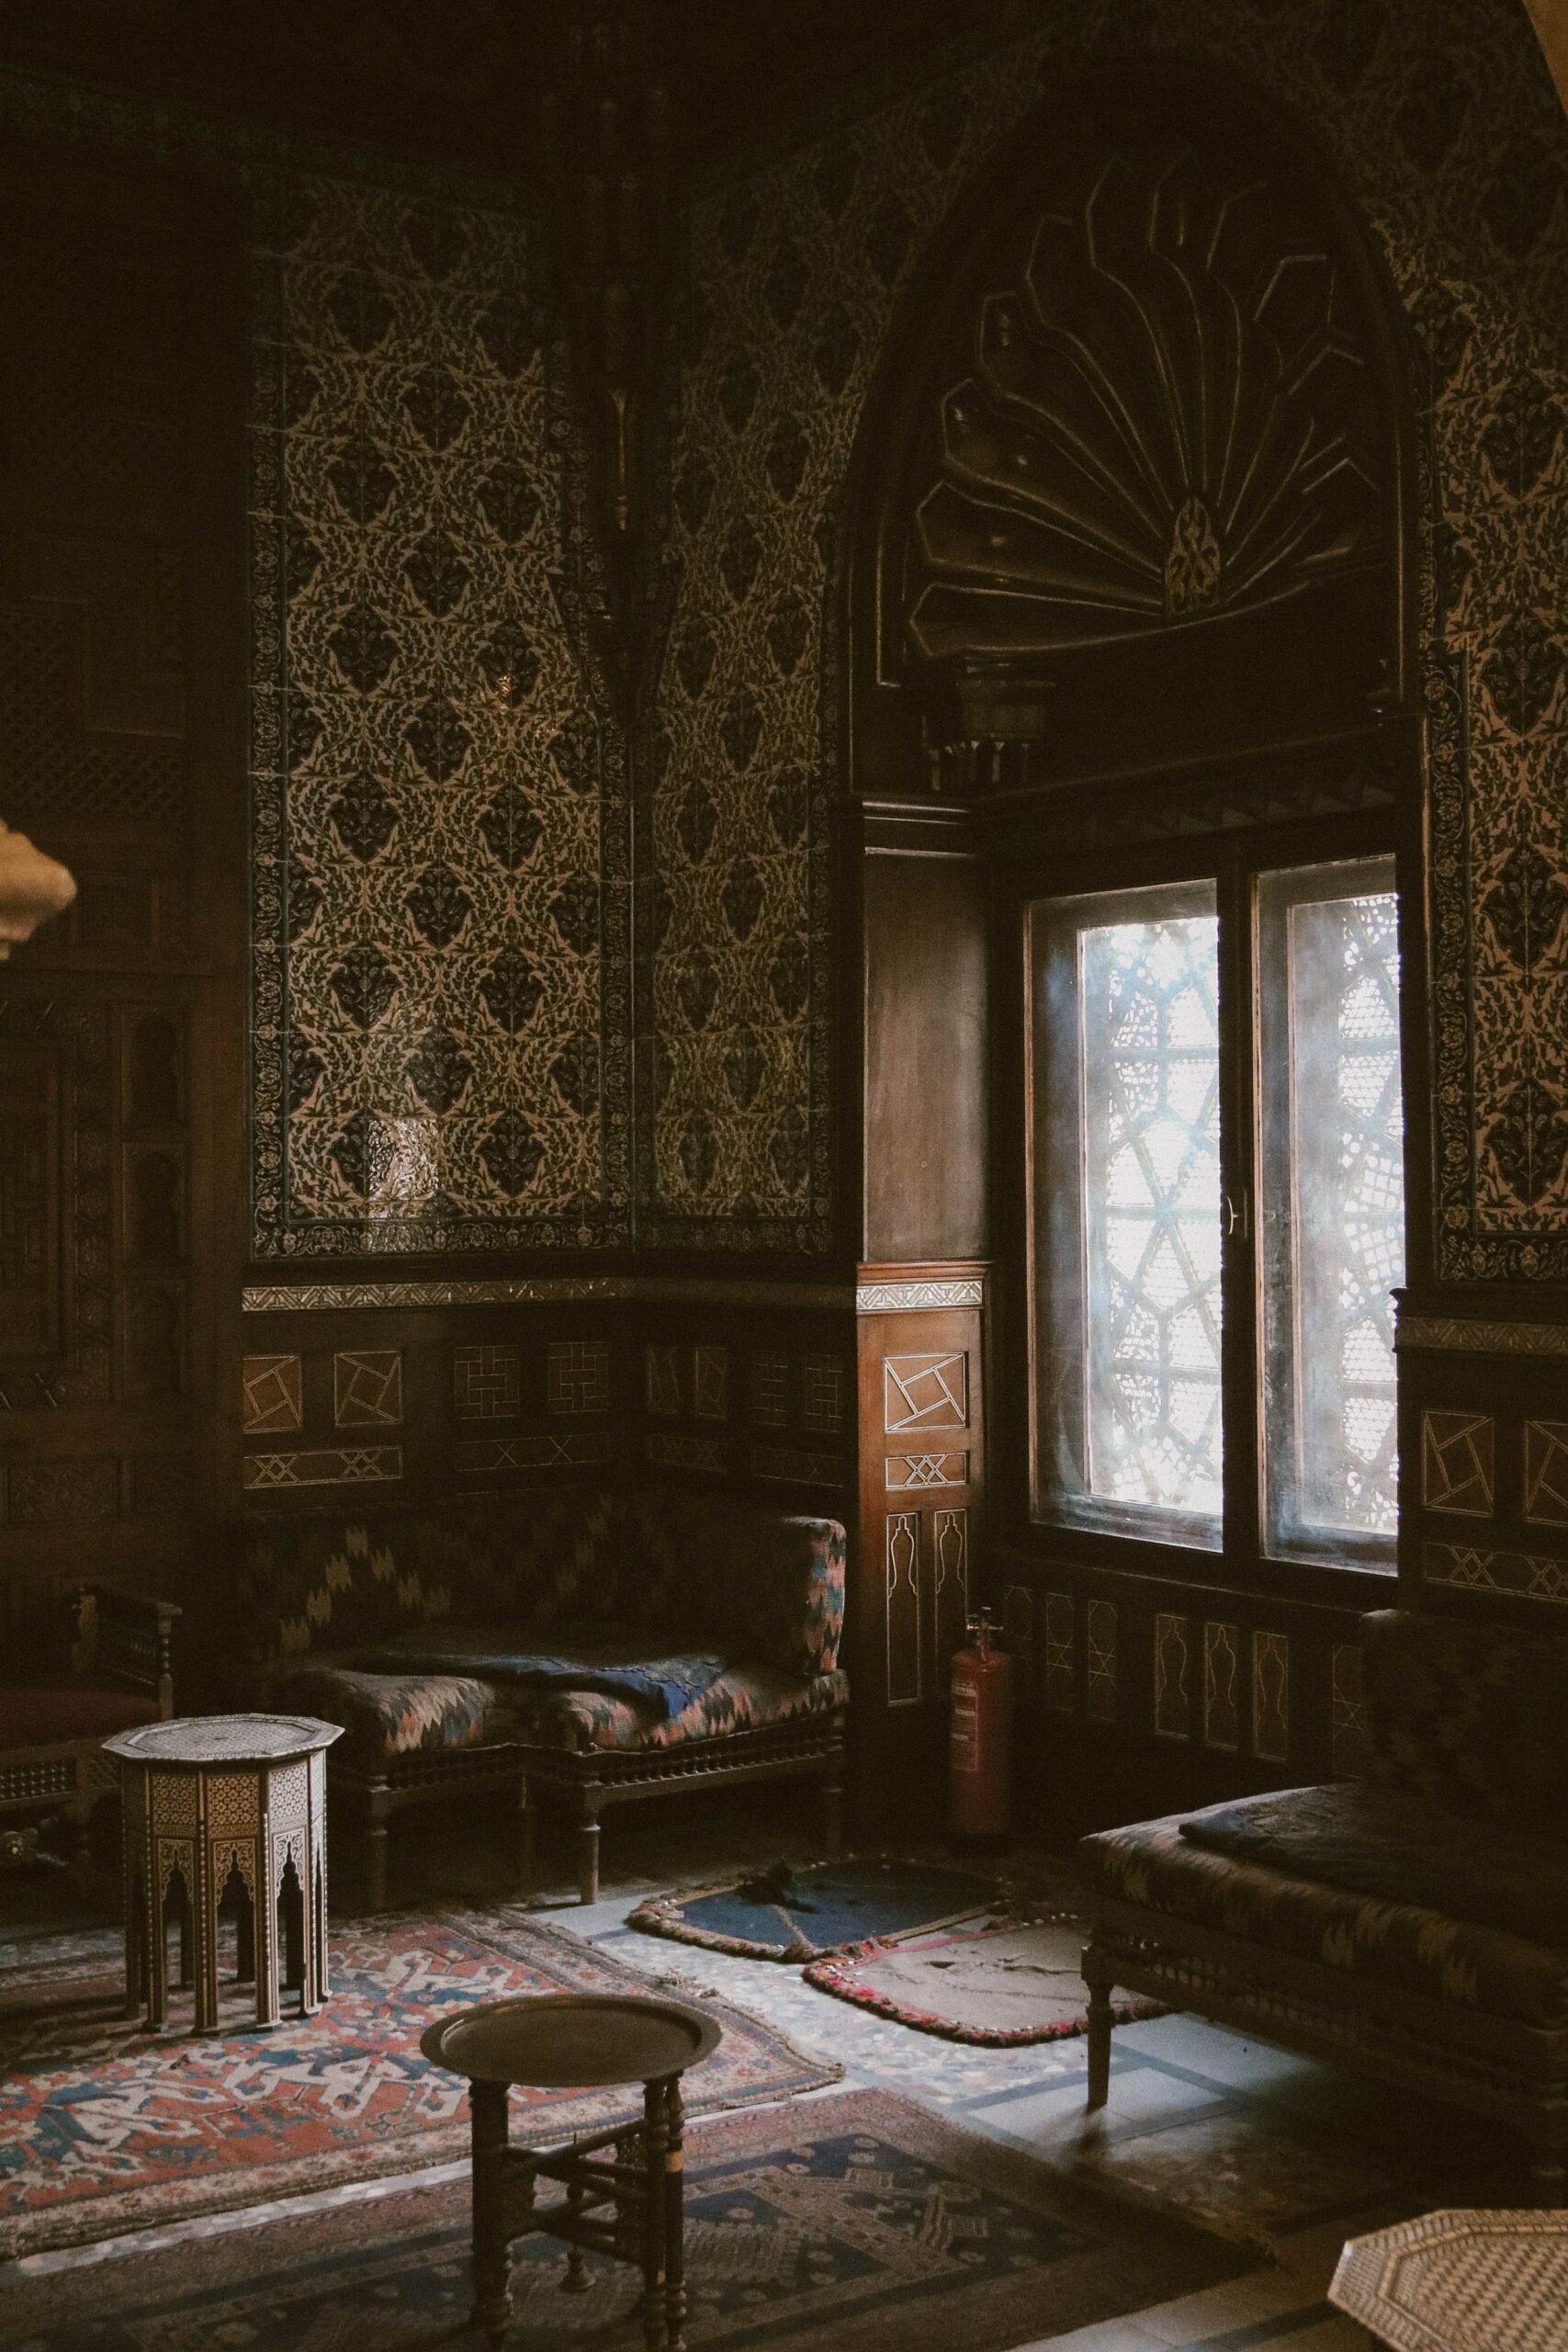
[{"left": 1259, "top": 860, "right": 1404, "bottom": 1565}]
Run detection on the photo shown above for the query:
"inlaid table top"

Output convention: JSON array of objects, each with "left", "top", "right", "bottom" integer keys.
[
  {"left": 102, "top": 1713, "right": 343, "bottom": 1768},
  {"left": 421, "top": 1992, "right": 723, "bottom": 2088},
  {"left": 1330, "top": 2208, "right": 1568, "bottom": 2352}
]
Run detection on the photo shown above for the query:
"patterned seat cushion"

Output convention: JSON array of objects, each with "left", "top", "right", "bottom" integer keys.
[
  {"left": 1082, "top": 1808, "right": 1568, "bottom": 2026},
  {"left": 1179, "top": 1783, "right": 1568, "bottom": 1950},
  {"left": 517, "top": 1665, "right": 851, "bottom": 1755},
  {"left": 267, "top": 1660, "right": 517, "bottom": 1768}
]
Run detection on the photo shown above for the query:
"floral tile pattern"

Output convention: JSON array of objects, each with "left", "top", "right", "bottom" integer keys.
[
  {"left": 250, "top": 174, "right": 628, "bottom": 1257},
  {"left": 652, "top": 0, "right": 1568, "bottom": 1270}
]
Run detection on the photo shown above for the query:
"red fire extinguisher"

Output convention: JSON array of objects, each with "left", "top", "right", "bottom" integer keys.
[{"left": 949, "top": 1607, "right": 1012, "bottom": 1841}]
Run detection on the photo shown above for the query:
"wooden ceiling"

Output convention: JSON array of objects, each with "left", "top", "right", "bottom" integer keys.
[{"left": 1, "top": 0, "right": 979, "bottom": 178}]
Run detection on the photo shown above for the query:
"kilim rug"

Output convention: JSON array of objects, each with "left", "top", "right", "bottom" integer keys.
[
  {"left": 804, "top": 1917, "right": 1167, "bottom": 2046},
  {"left": 0, "top": 1911, "right": 838, "bottom": 2259},
  {"left": 629, "top": 1855, "right": 1000, "bottom": 1961},
  {"left": 0, "top": 2089, "right": 1256, "bottom": 2350}
]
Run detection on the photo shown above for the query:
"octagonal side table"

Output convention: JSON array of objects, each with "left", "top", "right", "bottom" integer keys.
[
  {"left": 1330, "top": 2207, "right": 1568, "bottom": 2349},
  {"left": 104, "top": 1713, "right": 341, "bottom": 2034}
]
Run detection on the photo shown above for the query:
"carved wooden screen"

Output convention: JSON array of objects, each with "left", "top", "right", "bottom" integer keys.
[{"left": 863, "top": 72, "right": 1405, "bottom": 802}]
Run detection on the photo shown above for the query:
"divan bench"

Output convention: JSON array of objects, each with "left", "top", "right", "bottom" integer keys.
[
  {"left": 225, "top": 1489, "right": 848, "bottom": 1910},
  {"left": 1079, "top": 1610, "right": 1568, "bottom": 2193}
]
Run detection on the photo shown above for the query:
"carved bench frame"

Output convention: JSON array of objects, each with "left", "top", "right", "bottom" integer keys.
[
  {"left": 335, "top": 1709, "right": 846, "bottom": 1913},
  {"left": 1082, "top": 1893, "right": 1568, "bottom": 2198}
]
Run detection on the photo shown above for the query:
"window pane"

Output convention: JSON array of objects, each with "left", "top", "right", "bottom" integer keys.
[
  {"left": 1258, "top": 859, "right": 1403, "bottom": 1569},
  {"left": 1031, "top": 882, "right": 1222, "bottom": 1546}
]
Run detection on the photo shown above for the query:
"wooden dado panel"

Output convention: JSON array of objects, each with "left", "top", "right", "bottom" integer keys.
[
  {"left": 232, "top": 1305, "right": 632, "bottom": 1530},
  {"left": 1396, "top": 1292, "right": 1568, "bottom": 1613},
  {"left": 1002, "top": 1551, "right": 1371, "bottom": 1836},
  {"left": 854, "top": 1267, "right": 987, "bottom": 1830},
  {"left": 637, "top": 1300, "right": 854, "bottom": 1506}
]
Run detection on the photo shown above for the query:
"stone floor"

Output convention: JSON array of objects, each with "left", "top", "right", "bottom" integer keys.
[{"left": 1, "top": 1792, "right": 1535, "bottom": 2348}]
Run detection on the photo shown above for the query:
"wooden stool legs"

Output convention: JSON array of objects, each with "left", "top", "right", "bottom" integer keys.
[
  {"left": 464, "top": 2070, "right": 693, "bottom": 2350},
  {"left": 469, "top": 2081, "right": 512, "bottom": 2348}
]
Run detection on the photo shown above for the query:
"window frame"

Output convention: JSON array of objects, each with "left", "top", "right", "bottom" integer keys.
[{"left": 1002, "top": 796, "right": 1420, "bottom": 1611}]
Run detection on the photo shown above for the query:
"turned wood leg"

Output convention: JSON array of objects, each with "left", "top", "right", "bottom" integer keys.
[
  {"left": 663, "top": 2075, "right": 687, "bottom": 2351},
  {"left": 578, "top": 1786, "right": 602, "bottom": 1907},
  {"left": 642, "top": 2074, "right": 669, "bottom": 2351},
  {"left": 820, "top": 1764, "right": 844, "bottom": 1859},
  {"left": 469, "top": 2081, "right": 512, "bottom": 2348},
  {"left": 1083, "top": 1935, "right": 1113, "bottom": 2110},
  {"left": 366, "top": 1781, "right": 390, "bottom": 1915}
]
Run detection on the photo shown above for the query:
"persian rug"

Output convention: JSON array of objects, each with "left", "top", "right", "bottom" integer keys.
[
  {"left": 629, "top": 1856, "right": 1000, "bottom": 1961},
  {"left": 0, "top": 1911, "right": 838, "bottom": 2259},
  {"left": 0, "top": 2088, "right": 1255, "bottom": 2350},
  {"left": 805, "top": 1917, "right": 1167, "bottom": 2046}
]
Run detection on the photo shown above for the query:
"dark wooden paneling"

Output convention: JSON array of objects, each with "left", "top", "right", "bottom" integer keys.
[
  {"left": 0, "top": 143, "right": 244, "bottom": 1651},
  {"left": 853, "top": 1279, "right": 986, "bottom": 1833},
  {"left": 1395, "top": 1288, "right": 1568, "bottom": 1618},
  {"left": 862, "top": 845, "right": 988, "bottom": 1265}
]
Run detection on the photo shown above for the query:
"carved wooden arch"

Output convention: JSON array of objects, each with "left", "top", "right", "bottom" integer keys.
[{"left": 845, "top": 61, "right": 1418, "bottom": 807}]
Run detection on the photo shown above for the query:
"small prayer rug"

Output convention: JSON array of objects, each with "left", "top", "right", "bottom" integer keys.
[
  {"left": 0, "top": 1911, "right": 838, "bottom": 2258},
  {"left": 805, "top": 1917, "right": 1167, "bottom": 2045},
  {"left": 629, "top": 1855, "right": 999, "bottom": 1960},
  {"left": 0, "top": 2088, "right": 1255, "bottom": 2350}
]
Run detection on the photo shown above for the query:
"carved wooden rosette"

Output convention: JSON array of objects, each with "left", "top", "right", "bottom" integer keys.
[{"left": 865, "top": 82, "right": 1401, "bottom": 804}]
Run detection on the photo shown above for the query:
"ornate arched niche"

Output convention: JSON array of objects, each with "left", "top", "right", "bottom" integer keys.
[{"left": 849, "top": 66, "right": 1416, "bottom": 806}]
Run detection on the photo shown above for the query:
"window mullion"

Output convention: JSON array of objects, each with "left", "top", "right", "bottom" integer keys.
[{"left": 1217, "top": 850, "right": 1262, "bottom": 1578}]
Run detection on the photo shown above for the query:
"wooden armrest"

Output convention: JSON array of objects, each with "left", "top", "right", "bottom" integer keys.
[{"left": 75, "top": 1586, "right": 181, "bottom": 1718}]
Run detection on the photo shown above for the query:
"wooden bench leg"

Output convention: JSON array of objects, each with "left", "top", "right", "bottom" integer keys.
[
  {"left": 578, "top": 1785, "right": 602, "bottom": 1907},
  {"left": 821, "top": 1761, "right": 844, "bottom": 1858},
  {"left": 366, "top": 1781, "right": 391, "bottom": 1915},
  {"left": 1082, "top": 1933, "right": 1113, "bottom": 2110}
]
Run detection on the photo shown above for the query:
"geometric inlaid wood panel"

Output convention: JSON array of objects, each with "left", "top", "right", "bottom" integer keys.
[
  {"left": 243, "top": 1353, "right": 303, "bottom": 1435},
  {"left": 884, "top": 1352, "right": 966, "bottom": 1433},
  {"left": 1524, "top": 1420, "right": 1568, "bottom": 1526},
  {"left": 1086, "top": 1599, "right": 1118, "bottom": 1723},
  {"left": 1251, "top": 1631, "right": 1291, "bottom": 1764},
  {"left": 691, "top": 1343, "right": 728, "bottom": 1420},
  {"left": 1202, "top": 1620, "right": 1241, "bottom": 1752},
  {"left": 333, "top": 1350, "right": 402, "bottom": 1428},
  {"left": 1153, "top": 1612, "right": 1191, "bottom": 1740},
  {"left": 1043, "top": 1590, "right": 1075, "bottom": 1713},
  {"left": 547, "top": 1339, "right": 611, "bottom": 1414},
  {"left": 452, "top": 1344, "right": 520, "bottom": 1419},
  {"left": 1420, "top": 1409, "right": 1495, "bottom": 1516},
  {"left": 886, "top": 1510, "right": 921, "bottom": 1705}
]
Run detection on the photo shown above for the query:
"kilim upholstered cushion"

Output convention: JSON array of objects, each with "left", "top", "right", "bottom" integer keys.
[
  {"left": 263, "top": 1661, "right": 515, "bottom": 1768},
  {"left": 233, "top": 1493, "right": 846, "bottom": 1764},
  {"left": 518, "top": 1665, "right": 852, "bottom": 1755},
  {"left": 1080, "top": 1610, "right": 1568, "bottom": 2188},
  {"left": 1081, "top": 1806, "right": 1568, "bottom": 2027}
]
